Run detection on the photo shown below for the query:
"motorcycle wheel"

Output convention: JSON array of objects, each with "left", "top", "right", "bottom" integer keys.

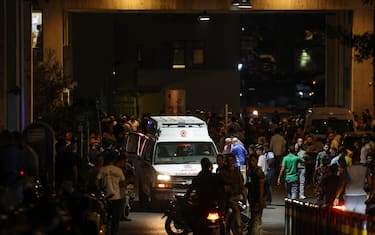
[{"left": 164, "top": 216, "right": 189, "bottom": 235}]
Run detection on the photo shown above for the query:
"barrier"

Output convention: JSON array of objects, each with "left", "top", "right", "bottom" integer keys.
[{"left": 285, "top": 199, "right": 369, "bottom": 235}]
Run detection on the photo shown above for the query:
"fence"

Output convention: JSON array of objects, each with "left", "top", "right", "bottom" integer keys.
[{"left": 284, "top": 198, "right": 375, "bottom": 235}]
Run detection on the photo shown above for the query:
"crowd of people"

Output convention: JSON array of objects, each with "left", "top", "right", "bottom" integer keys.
[
  {"left": 2, "top": 108, "right": 375, "bottom": 234},
  {"left": 190, "top": 109, "right": 375, "bottom": 234},
  {"left": 54, "top": 129, "right": 136, "bottom": 235}
]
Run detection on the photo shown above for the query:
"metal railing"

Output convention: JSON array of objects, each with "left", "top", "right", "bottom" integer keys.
[{"left": 285, "top": 199, "right": 374, "bottom": 235}]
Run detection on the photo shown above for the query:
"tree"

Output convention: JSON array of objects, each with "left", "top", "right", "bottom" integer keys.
[
  {"left": 33, "top": 50, "right": 99, "bottom": 136},
  {"left": 352, "top": 0, "right": 375, "bottom": 63},
  {"left": 33, "top": 49, "right": 66, "bottom": 119}
]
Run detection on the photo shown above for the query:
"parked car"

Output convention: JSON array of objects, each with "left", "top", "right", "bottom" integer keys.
[{"left": 304, "top": 106, "right": 356, "bottom": 142}]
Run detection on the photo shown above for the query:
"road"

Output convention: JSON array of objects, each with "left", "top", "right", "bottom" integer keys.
[
  {"left": 119, "top": 203, "right": 285, "bottom": 235},
  {"left": 119, "top": 185, "right": 288, "bottom": 235},
  {"left": 119, "top": 212, "right": 168, "bottom": 235}
]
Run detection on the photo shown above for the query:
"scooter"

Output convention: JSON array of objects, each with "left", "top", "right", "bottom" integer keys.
[
  {"left": 0, "top": 179, "right": 72, "bottom": 235},
  {"left": 163, "top": 195, "right": 224, "bottom": 235}
]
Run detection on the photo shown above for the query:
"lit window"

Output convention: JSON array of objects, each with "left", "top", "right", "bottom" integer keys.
[
  {"left": 31, "top": 11, "right": 42, "bottom": 49},
  {"left": 193, "top": 49, "right": 204, "bottom": 65},
  {"left": 192, "top": 41, "right": 205, "bottom": 67},
  {"left": 172, "top": 41, "right": 185, "bottom": 69},
  {"left": 62, "top": 88, "right": 70, "bottom": 106},
  {"left": 32, "top": 11, "right": 43, "bottom": 61}
]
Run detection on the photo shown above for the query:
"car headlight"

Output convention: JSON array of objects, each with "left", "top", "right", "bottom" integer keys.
[{"left": 157, "top": 174, "right": 171, "bottom": 181}]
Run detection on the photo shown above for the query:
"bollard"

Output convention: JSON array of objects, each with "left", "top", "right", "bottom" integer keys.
[
  {"left": 285, "top": 199, "right": 371, "bottom": 235},
  {"left": 285, "top": 198, "right": 292, "bottom": 235},
  {"left": 320, "top": 206, "right": 329, "bottom": 235}
]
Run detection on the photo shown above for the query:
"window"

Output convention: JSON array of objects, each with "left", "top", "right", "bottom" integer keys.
[
  {"left": 154, "top": 142, "right": 217, "bottom": 164},
  {"left": 172, "top": 41, "right": 185, "bottom": 69},
  {"left": 31, "top": 11, "right": 42, "bottom": 49},
  {"left": 32, "top": 11, "right": 43, "bottom": 61},
  {"left": 192, "top": 41, "right": 205, "bottom": 67},
  {"left": 193, "top": 49, "right": 204, "bottom": 64}
]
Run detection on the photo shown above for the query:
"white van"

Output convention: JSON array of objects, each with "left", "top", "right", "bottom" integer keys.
[
  {"left": 303, "top": 106, "right": 356, "bottom": 141},
  {"left": 125, "top": 116, "right": 218, "bottom": 207}
]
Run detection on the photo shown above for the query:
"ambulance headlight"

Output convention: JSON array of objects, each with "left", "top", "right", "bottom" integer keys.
[{"left": 157, "top": 174, "right": 171, "bottom": 181}]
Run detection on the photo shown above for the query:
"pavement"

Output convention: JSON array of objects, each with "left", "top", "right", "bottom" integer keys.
[
  {"left": 262, "top": 183, "right": 316, "bottom": 235},
  {"left": 262, "top": 185, "right": 288, "bottom": 235}
]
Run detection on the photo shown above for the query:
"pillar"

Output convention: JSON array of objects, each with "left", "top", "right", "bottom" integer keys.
[
  {"left": 351, "top": 8, "right": 374, "bottom": 117},
  {"left": 1, "top": 0, "right": 32, "bottom": 131}
]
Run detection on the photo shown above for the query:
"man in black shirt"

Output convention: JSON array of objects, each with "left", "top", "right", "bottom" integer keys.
[{"left": 185, "top": 157, "right": 224, "bottom": 234}]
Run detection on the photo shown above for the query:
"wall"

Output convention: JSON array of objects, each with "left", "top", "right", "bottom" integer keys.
[
  {"left": 0, "top": 0, "right": 5, "bottom": 130},
  {"left": 38, "top": 0, "right": 374, "bottom": 116},
  {"left": 137, "top": 69, "right": 240, "bottom": 114}
]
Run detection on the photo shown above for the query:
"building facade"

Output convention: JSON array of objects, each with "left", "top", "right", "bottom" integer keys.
[{"left": 1, "top": 0, "right": 374, "bottom": 130}]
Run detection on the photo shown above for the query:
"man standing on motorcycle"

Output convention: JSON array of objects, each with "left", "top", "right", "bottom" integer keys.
[
  {"left": 246, "top": 154, "right": 266, "bottom": 235},
  {"left": 220, "top": 153, "right": 247, "bottom": 235},
  {"left": 185, "top": 157, "right": 225, "bottom": 234}
]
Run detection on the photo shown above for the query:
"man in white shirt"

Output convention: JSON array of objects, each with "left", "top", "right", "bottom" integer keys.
[
  {"left": 97, "top": 150, "right": 126, "bottom": 235},
  {"left": 256, "top": 145, "right": 267, "bottom": 173}
]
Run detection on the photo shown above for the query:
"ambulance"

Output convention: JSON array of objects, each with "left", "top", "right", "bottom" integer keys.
[{"left": 125, "top": 116, "right": 218, "bottom": 207}]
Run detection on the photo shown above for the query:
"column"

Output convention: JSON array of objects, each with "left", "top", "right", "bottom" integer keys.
[{"left": 351, "top": 8, "right": 374, "bottom": 117}]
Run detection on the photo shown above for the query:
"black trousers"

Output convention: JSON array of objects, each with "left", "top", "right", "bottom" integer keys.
[{"left": 108, "top": 199, "right": 122, "bottom": 235}]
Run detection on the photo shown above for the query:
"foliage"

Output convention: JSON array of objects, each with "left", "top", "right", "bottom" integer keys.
[
  {"left": 33, "top": 49, "right": 66, "bottom": 119},
  {"left": 39, "top": 96, "right": 100, "bottom": 138},
  {"left": 352, "top": 32, "right": 375, "bottom": 63},
  {"left": 325, "top": 16, "right": 375, "bottom": 64},
  {"left": 33, "top": 50, "right": 100, "bottom": 136},
  {"left": 353, "top": 0, "right": 375, "bottom": 63}
]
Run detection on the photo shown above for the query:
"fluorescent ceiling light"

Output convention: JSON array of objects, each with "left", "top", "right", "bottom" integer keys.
[
  {"left": 197, "top": 11, "right": 210, "bottom": 22},
  {"left": 172, "top": 64, "right": 186, "bottom": 69},
  {"left": 232, "top": 0, "right": 240, "bottom": 6},
  {"left": 232, "top": 0, "right": 252, "bottom": 9},
  {"left": 198, "top": 15, "right": 210, "bottom": 21},
  {"left": 238, "top": 3, "right": 252, "bottom": 9}
]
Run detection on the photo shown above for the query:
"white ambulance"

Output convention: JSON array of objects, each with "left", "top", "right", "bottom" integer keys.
[{"left": 125, "top": 116, "right": 218, "bottom": 207}]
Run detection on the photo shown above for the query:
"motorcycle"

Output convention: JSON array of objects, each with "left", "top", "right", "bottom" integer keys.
[
  {"left": 77, "top": 191, "right": 108, "bottom": 235},
  {"left": 163, "top": 195, "right": 224, "bottom": 235},
  {"left": 0, "top": 179, "right": 72, "bottom": 235}
]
